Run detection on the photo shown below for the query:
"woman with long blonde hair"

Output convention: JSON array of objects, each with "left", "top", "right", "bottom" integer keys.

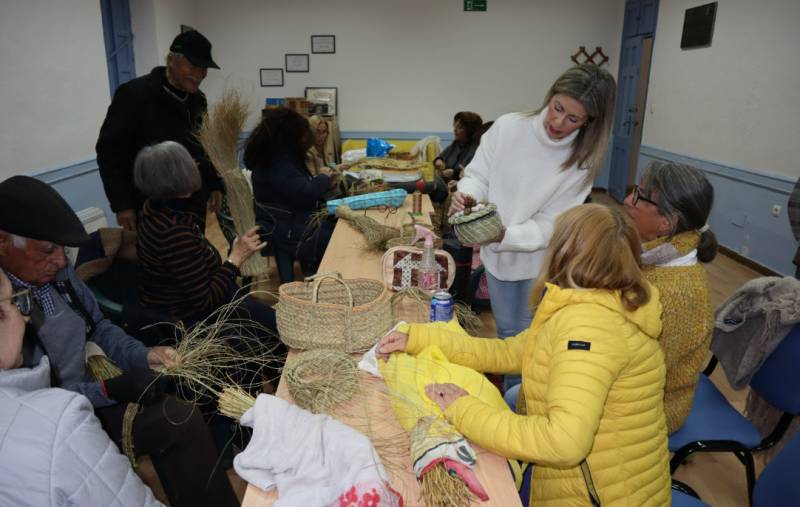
[
  {"left": 377, "top": 204, "right": 671, "bottom": 506},
  {"left": 450, "top": 64, "right": 617, "bottom": 391}
]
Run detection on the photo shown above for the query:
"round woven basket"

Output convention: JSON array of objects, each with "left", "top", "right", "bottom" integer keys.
[
  {"left": 284, "top": 349, "right": 359, "bottom": 414},
  {"left": 276, "top": 272, "right": 394, "bottom": 352},
  {"left": 448, "top": 203, "right": 503, "bottom": 244}
]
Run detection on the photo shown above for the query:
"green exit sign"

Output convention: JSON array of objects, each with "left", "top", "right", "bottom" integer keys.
[{"left": 464, "top": 0, "right": 486, "bottom": 11}]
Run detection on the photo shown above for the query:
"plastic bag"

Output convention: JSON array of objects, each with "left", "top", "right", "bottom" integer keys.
[
  {"left": 341, "top": 148, "right": 367, "bottom": 164},
  {"left": 366, "top": 138, "right": 394, "bottom": 157}
]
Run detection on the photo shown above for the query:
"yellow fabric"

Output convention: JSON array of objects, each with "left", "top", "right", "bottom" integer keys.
[
  {"left": 405, "top": 283, "right": 672, "bottom": 506},
  {"left": 643, "top": 231, "right": 714, "bottom": 433},
  {"left": 341, "top": 139, "right": 436, "bottom": 181},
  {"left": 378, "top": 321, "right": 506, "bottom": 431}
]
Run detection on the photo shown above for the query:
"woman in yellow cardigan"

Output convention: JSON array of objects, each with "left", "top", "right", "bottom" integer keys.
[
  {"left": 623, "top": 161, "right": 717, "bottom": 433},
  {"left": 378, "top": 204, "right": 671, "bottom": 506}
]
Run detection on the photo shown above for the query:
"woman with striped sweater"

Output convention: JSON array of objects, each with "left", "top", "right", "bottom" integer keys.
[{"left": 134, "top": 141, "right": 285, "bottom": 385}]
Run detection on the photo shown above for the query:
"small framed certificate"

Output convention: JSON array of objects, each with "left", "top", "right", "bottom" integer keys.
[
  {"left": 259, "top": 68, "right": 284, "bottom": 87},
  {"left": 311, "top": 35, "right": 336, "bottom": 54},
  {"left": 305, "top": 87, "right": 338, "bottom": 116},
  {"left": 285, "top": 53, "right": 310, "bottom": 73}
]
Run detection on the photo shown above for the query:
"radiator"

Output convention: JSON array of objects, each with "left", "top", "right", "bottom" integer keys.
[{"left": 66, "top": 207, "right": 108, "bottom": 264}]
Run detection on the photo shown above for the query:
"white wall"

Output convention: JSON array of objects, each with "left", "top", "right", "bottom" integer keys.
[
  {"left": 0, "top": 0, "right": 111, "bottom": 178},
  {"left": 131, "top": 0, "right": 196, "bottom": 76},
  {"left": 642, "top": 0, "right": 800, "bottom": 178},
  {"left": 188, "top": 0, "right": 624, "bottom": 132}
]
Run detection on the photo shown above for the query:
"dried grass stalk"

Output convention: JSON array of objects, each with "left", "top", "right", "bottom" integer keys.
[
  {"left": 86, "top": 355, "right": 139, "bottom": 468},
  {"left": 122, "top": 404, "right": 140, "bottom": 468},
  {"left": 87, "top": 354, "right": 122, "bottom": 380},
  {"left": 284, "top": 349, "right": 360, "bottom": 413},
  {"left": 218, "top": 386, "right": 257, "bottom": 421},
  {"left": 348, "top": 180, "right": 386, "bottom": 196},
  {"left": 420, "top": 464, "right": 474, "bottom": 507},
  {"left": 197, "top": 89, "right": 267, "bottom": 278},
  {"left": 334, "top": 204, "right": 401, "bottom": 251},
  {"left": 156, "top": 293, "right": 285, "bottom": 404},
  {"left": 391, "top": 288, "right": 484, "bottom": 335}
]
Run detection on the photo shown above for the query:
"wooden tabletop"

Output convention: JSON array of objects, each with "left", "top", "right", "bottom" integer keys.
[{"left": 241, "top": 195, "right": 522, "bottom": 506}]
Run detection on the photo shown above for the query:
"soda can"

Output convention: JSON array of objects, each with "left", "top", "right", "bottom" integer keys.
[{"left": 430, "top": 290, "right": 454, "bottom": 322}]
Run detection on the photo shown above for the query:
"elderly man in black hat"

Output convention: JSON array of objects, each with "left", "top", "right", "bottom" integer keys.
[
  {"left": 0, "top": 176, "right": 238, "bottom": 507},
  {"left": 96, "top": 29, "right": 223, "bottom": 232}
]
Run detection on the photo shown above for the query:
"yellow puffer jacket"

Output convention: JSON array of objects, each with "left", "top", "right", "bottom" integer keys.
[{"left": 405, "top": 283, "right": 671, "bottom": 506}]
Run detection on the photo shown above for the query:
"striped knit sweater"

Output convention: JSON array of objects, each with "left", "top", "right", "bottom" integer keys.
[
  {"left": 137, "top": 198, "right": 239, "bottom": 321},
  {"left": 642, "top": 231, "right": 714, "bottom": 433}
]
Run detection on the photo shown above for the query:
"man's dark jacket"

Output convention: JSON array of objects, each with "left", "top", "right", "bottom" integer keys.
[{"left": 95, "top": 66, "right": 223, "bottom": 214}]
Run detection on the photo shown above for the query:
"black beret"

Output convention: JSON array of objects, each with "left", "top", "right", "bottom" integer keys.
[{"left": 0, "top": 176, "right": 91, "bottom": 247}]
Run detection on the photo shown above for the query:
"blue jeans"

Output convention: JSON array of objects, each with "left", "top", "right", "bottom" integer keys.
[
  {"left": 504, "top": 383, "right": 521, "bottom": 412},
  {"left": 486, "top": 271, "right": 534, "bottom": 392}
]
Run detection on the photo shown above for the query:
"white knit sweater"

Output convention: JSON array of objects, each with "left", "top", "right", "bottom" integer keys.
[{"left": 458, "top": 112, "right": 592, "bottom": 281}]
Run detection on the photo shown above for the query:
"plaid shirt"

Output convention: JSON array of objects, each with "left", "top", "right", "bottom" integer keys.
[{"left": 6, "top": 271, "right": 57, "bottom": 316}]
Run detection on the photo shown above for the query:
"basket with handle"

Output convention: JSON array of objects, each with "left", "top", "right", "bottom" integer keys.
[
  {"left": 275, "top": 271, "right": 394, "bottom": 352},
  {"left": 384, "top": 215, "right": 443, "bottom": 249},
  {"left": 448, "top": 202, "right": 504, "bottom": 245}
]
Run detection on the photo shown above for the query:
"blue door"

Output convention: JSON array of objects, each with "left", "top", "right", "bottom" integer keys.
[
  {"left": 99, "top": 0, "right": 135, "bottom": 95},
  {"left": 608, "top": 0, "right": 658, "bottom": 202},
  {"left": 609, "top": 37, "right": 643, "bottom": 202}
]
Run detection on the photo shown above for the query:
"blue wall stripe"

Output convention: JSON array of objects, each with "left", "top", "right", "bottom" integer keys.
[
  {"left": 27, "top": 158, "right": 117, "bottom": 228},
  {"left": 23, "top": 136, "right": 798, "bottom": 275},
  {"left": 636, "top": 144, "right": 796, "bottom": 275},
  {"left": 637, "top": 144, "right": 794, "bottom": 195}
]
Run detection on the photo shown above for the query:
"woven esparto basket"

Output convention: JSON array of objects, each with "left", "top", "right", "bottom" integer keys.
[
  {"left": 384, "top": 220, "right": 443, "bottom": 249},
  {"left": 276, "top": 272, "right": 394, "bottom": 352},
  {"left": 448, "top": 203, "right": 503, "bottom": 244}
]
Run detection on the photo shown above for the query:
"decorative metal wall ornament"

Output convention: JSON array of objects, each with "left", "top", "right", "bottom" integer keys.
[{"left": 570, "top": 46, "right": 609, "bottom": 66}]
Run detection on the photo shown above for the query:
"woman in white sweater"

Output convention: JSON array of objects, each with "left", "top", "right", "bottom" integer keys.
[{"left": 451, "top": 64, "right": 616, "bottom": 391}]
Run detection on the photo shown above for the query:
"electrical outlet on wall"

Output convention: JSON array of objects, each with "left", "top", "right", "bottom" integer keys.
[{"left": 772, "top": 204, "right": 782, "bottom": 217}]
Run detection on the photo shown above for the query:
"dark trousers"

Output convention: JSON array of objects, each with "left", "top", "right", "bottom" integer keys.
[
  {"left": 274, "top": 244, "right": 303, "bottom": 284},
  {"left": 95, "top": 395, "right": 238, "bottom": 507}
]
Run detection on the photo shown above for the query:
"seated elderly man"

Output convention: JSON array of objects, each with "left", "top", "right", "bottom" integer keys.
[
  {"left": 0, "top": 176, "right": 237, "bottom": 507},
  {"left": 0, "top": 267, "right": 162, "bottom": 506}
]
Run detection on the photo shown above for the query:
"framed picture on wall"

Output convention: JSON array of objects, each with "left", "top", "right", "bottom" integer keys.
[
  {"left": 260, "top": 68, "right": 284, "bottom": 87},
  {"left": 285, "top": 53, "right": 310, "bottom": 73},
  {"left": 311, "top": 35, "right": 336, "bottom": 54},
  {"left": 305, "top": 87, "right": 338, "bottom": 116},
  {"left": 681, "top": 2, "right": 717, "bottom": 49}
]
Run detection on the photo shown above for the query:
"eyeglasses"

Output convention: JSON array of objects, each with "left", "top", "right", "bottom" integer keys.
[
  {"left": 632, "top": 185, "right": 659, "bottom": 207},
  {"left": 0, "top": 288, "right": 32, "bottom": 317}
]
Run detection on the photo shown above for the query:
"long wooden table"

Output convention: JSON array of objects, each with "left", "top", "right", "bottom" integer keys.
[{"left": 242, "top": 196, "right": 521, "bottom": 506}]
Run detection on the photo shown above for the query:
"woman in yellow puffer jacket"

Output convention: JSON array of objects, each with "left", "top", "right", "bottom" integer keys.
[{"left": 377, "top": 204, "right": 671, "bottom": 506}]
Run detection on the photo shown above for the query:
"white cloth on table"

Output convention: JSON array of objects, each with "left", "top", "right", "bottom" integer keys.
[{"left": 234, "top": 393, "right": 401, "bottom": 507}]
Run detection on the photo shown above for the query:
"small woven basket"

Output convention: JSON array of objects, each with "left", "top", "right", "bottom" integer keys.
[
  {"left": 284, "top": 349, "right": 359, "bottom": 414},
  {"left": 448, "top": 203, "right": 503, "bottom": 244},
  {"left": 384, "top": 220, "right": 443, "bottom": 249},
  {"left": 276, "top": 272, "right": 394, "bottom": 352}
]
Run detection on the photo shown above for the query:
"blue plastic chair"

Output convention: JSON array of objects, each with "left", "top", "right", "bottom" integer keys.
[
  {"left": 669, "top": 324, "right": 800, "bottom": 506},
  {"left": 672, "top": 480, "right": 710, "bottom": 506},
  {"left": 753, "top": 432, "right": 800, "bottom": 506}
]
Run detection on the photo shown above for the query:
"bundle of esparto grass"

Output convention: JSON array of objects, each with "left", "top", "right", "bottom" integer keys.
[
  {"left": 156, "top": 293, "right": 284, "bottom": 406},
  {"left": 87, "top": 354, "right": 139, "bottom": 468},
  {"left": 334, "top": 204, "right": 402, "bottom": 251},
  {"left": 197, "top": 89, "right": 267, "bottom": 278}
]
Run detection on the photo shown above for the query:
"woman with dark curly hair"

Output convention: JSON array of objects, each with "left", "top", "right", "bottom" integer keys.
[
  {"left": 434, "top": 111, "right": 484, "bottom": 181},
  {"left": 246, "top": 108, "right": 337, "bottom": 283}
]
